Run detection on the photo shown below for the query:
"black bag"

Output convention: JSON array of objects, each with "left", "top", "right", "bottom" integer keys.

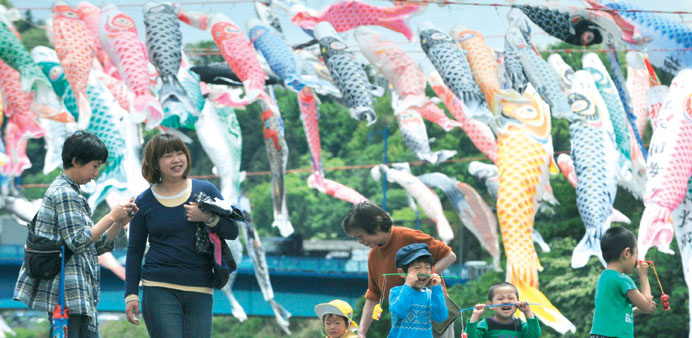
[
  {"left": 432, "top": 293, "right": 461, "bottom": 337},
  {"left": 24, "top": 214, "right": 73, "bottom": 280},
  {"left": 194, "top": 223, "right": 234, "bottom": 289},
  {"left": 192, "top": 191, "right": 241, "bottom": 289},
  {"left": 194, "top": 223, "right": 212, "bottom": 255},
  {"left": 210, "top": 237, "right": 237, "bottom": 289}
]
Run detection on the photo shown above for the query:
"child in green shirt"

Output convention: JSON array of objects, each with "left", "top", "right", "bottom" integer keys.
[
  {"left": 464, "top": 282, "right": 541, "bottom": 338},
  {"left": 590, "top": 227, "right": 657, "bottom": 338}
]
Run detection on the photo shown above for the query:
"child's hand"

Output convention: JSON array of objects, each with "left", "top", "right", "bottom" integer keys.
[
  {"left": 517, "top": 300, "right": 534, "bottom": 318},
  {"left": 429, "top": 273, "right": 441, "bottom": 287},
  {"left": 469, "top": 304, "right": 486, "bottom": 322},
  {"left": 405, "top": 270, "right": 420, "bottom": 288},
  {"left": 636, "top": 260, "right": 650, "bottom": 276}
]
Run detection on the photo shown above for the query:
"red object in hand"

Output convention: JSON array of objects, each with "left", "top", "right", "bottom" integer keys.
[
  {"left": 461, "top": 333, "right": 469, "bottom": 338},
  {"left": 660, "top": 293, "right": 671, "bottom": 311}
]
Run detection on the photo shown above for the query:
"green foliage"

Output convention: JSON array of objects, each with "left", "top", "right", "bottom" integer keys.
[
  {"left": 185, "top": 41, "right": 224, "bottom": 66},
  {"left": 8, "top": 20, "right": 690, "bottom": 336},
  {"left": 2, "top": 314, "right": 325, "bottom": 338},
  {"left": 211, "top": 316, "right": 323, "bottom": 338}
]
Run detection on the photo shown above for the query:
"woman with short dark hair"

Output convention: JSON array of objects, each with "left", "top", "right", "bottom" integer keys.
[
  {"left": 14, "top": 131, "right": 137, "bottom": 337},
  {"left": 125, "top": 133, "right": 238, "bottom": 338}
]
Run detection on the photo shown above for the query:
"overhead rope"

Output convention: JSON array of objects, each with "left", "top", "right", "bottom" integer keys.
[
  {"left": 16, "top": 150, "right": 575, "bottom": 189},
  {"left": 15, "top": 0, "right": 692, "bottom": 15},
  {"left": 183, "top": 46, "right": 692, "bottom": 55}
]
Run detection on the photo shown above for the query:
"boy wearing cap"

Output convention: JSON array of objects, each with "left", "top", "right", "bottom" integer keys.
[
  {"left": 388, "top": 243, "right": 448, "bottom": 338},
  {"left": 315, "top": 299, "right": 359, "bottom": 338},
  {"left": 341, "top": 202, "right": 456, "bottom": 338}
]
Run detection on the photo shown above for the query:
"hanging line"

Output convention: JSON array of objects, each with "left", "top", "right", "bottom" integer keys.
[
  {"left": 16, "top": 1, "right": 692, "bottom": 15},
  {"left": 183, "top": 47, "right": 692, "bottom": 56},
  {"left": 371, "top": 0, "right": 692, "bottom": 15},
  {"left": 16, "top": 147, "right": 611, "bottom": 189},
  {"left": 639, "top": 260, "right": 666, "bottom": 295},
  {"left": 16, "top": 0, "right": 256, "bottom": 11},
  {"left": 639, "top": 260, "right": 671, "bottom": 311}
]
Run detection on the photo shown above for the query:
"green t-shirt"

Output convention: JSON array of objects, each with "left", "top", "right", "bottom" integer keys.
[
  {"left": 591, "top": 269, "right": 637, "bottom": 338},
  {"left": 465, "top": 317, "right": 541, "bottom": 338}
]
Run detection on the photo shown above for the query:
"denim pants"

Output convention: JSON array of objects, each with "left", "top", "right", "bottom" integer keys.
[
  {"left": 142, "top": 286, "right": 213, "bottom": 338},
  {"left": 48, "top": 312, "right": 99, "bottom": 338}
]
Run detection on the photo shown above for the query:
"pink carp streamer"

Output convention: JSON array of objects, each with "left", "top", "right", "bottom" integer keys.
[
  {"left": 99, "top": 4, "right": 162, "bottom": 128},
  {"left": 639, "top": 69, "right": 692, "bottom": 258},
  {"left": 75, "top": 2, "right": 119, "bottom": 80},
  {"left": 174, "top": 4, "right": 211, "bottom": 30},
  {"left": 298, "top": 87, "right": 370, "bottom": 205},
  {"left": 0, "top": 59, "right": 44, "bottom": 177},
  {"left": 308, "top": 175, "right": 369, "bottom": 205},
  {"left": 53, "top": 2, "right": 94, "bottom": 130},
  {"left": 625, "top": 52, "right": 652, "bottom": 138},
  {"left": 355, "top": 27, "right": 461, "bottom": 131},
  {"left": 291, "top": 1, "right": 419, "bottom": 40},
  {"left": 373, "top": 164, "right": 454, "bottom": 243},
  {"left": 428, "top": 71, "right": 498, "bottom": 163},
  {"left": 298, "top": 87, "right": 325, "bottom": 190},
  {"left": 211, "top": 14, "right": 275, "bottom": 108}
]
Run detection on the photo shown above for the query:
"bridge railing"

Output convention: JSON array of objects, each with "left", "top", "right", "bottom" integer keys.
[
  {"left": 0, "top": 244, "right": 491, "bottom": 283},
  {"left": 235, "top": 254, "right": 488, "bottom": 286}
]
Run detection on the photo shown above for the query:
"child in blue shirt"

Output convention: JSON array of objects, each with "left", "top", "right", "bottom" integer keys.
[
  {"left": 388, "top": 243, "right": 448, "bottom": 338},
  {"left": 590, "top": 227, "right": 656, "bottom": 338}
]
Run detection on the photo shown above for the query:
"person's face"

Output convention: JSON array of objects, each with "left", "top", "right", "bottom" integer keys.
[
  {"left": 488, "top": 286, "right": 519, "bottom": 321},
  {"left": 348, "top": 227, "right": 388, "bottom": 248},
  {"left": 158, "top": 150, "right": 187, "bottom": 181},
  {"left": 406, "top": 260, "right": 432, "bottom": 290},
  {"left": 72, "top": 160, "right": 103, "bottom": 185},
  {"left": 323, "top": 314, "right": 348, "bottom": 337}
]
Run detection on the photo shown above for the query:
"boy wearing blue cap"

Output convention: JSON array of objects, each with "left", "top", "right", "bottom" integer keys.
[{"left": 388, "top": 243, "right": 448, "bottom": 338}]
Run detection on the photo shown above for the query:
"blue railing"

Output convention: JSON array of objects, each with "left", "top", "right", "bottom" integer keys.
[
  {"left": 0, "top": 244, "right": 477, "bottom": 283},
  {"left": 0, "top": 245, "right": 22, "bottom": 264},
  {"left": 245, "top": 255, "right": 369, "bottom": 275},
  {"left": 0, "top": 244, "right": 489, "bottom": 316}
]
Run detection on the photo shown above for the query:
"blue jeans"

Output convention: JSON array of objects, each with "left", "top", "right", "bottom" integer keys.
[
  {"left": 142, "top": 286, "right": 213, "bottom": 338},
  {"left": 48, "top": 312, "right": 99, "bottom": 338}
]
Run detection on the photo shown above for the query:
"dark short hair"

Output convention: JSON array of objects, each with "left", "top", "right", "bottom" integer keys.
[
  {"left": 601, "top": 227, "right": 636, "bottom": 263},
  {"left": 62, "top": 131, "right": 108, "bottom": 169},
  {"left": 488, "top": 282, "right": 518, "bottom": 301},
  {"left": 322, "top": 313, "right": 347, "bottom": 325},
  {"left": 141, "top": 134, "right": 191, "bottom": 184},
  {"left": 401, "top": 255, "right": 433, "bottom": 273},
  {"left": 341, "top": 201, "right": 392, "bottom": 235}
]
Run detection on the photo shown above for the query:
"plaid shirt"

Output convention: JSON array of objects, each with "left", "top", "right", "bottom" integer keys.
[{"left": 14, "top": 172, "right": 114, "bottom": 331}]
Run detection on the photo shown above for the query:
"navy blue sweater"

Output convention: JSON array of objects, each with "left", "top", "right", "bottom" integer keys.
[{"left": 125, "top": 180, "right": 238, "bottom": 297}]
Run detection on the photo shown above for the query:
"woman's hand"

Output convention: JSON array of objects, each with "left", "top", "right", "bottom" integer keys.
[
  {"left": 126, "top": 300, "right": 140, "bottom": 325},
  {"left": 184, "top": 202, "right": 213, "bottom": 223}
]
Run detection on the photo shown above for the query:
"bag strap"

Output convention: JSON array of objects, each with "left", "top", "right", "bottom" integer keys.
[
  {"left": 58, "top": 246, "right": 66, "bottom": 308},
  {"left": 27, "top": 213, "right": 38, "bottom": 233}
]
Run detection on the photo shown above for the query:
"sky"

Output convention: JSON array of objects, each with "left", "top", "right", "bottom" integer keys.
[{"left": 18, "top": 0, "right": 692, "bottom": 64}]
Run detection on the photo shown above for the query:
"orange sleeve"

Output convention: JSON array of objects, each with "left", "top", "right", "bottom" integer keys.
[
  {"left": 410, "top": 229, "right": 452, "bottom": 263},
  {"left": 365, "top": 250, "right": 381, "bottom": 302}
]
